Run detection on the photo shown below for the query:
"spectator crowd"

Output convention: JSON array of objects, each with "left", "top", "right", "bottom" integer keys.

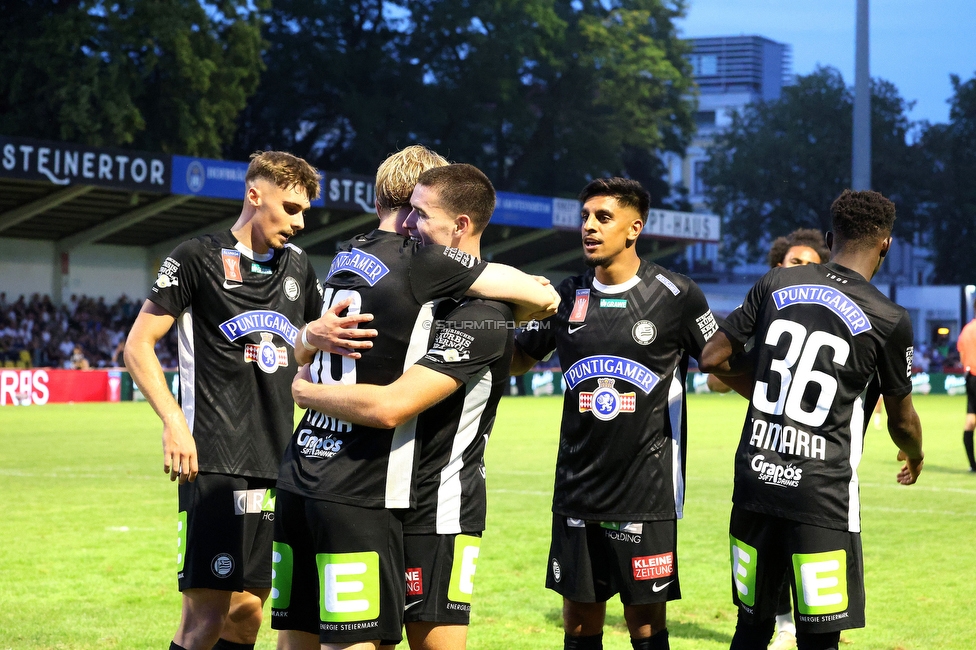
[{"left": 0, "top": 292, "right": 179, "bottom": 369}]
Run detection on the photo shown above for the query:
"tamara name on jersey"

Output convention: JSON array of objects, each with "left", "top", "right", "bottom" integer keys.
[
  {"left": 149, "top": 230, "right": 323, "bottom": 479},
  {"left": 404, "top": 298, "right": 515, "bottom": 535},
  {"left": 516, "top": 261, "right": 718, "bottom": 522},
  {"left": 723, "top": 261, "right": 914, "bottom": 533},
  {"left": 276, "top": 230, "right": 487, "bottom": 509}
]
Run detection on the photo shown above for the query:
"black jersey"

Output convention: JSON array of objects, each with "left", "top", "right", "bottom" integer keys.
[
  {"left": 723, "top": 261, "right": 914, "bottom": 532},
  {"left": 276, "top": 230, "right": 488, "bottom": 508},
  {"left": 516, "top": 262, "right": 716, "bottom": 521},
  {"left": 148, "top": 230, "right": 323, "bottom": 479},
  {"left": 400, "top": 298, "right": 514, "bottom": 535}
]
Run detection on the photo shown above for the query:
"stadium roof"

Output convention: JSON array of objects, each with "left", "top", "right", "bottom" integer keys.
[{"left": 0, "top": 134, "right": 719, "bottom": 273}]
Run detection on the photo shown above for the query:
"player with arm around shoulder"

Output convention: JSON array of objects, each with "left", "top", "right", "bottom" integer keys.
[
  {"left": 512, "top": 178, "right": 718, "bottom": 650},
  {"left": 699, "top": 189, "right": 923, "bottom": 650}
]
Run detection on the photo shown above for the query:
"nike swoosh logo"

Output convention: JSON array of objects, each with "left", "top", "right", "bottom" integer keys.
[
  {"left": 223, "top": 281, "right": 242, "bottom": 289},
  {"left": 568, "top": 324, "right": 587, "bottom": 334},
  {"left": 404, "top": 600, "right": 422, "bottom": 611},
  {"left": 652, "top": 580, "right": 673, "bottom": 593}
]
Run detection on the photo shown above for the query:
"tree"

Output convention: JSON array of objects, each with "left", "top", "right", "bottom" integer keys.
[
  {"left": 918, "top": 72, "right": 976, "bottom": 284},
  {"left": 700, "top": 67, "right": 924, "bottom": 263},
  {"left": 229, "top": 1, "right": 695, "bottom": 204},
  {"left": 0, "top": 0, "right": 266, "bottom": 156}
]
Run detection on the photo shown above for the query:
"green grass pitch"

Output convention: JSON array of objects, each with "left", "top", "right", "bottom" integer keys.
[{"left": 1, "top": 394, "right": 974, "bottom": 649}]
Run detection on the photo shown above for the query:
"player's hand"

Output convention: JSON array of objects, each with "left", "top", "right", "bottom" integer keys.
[
  {"left": 161, "top": 412, "right": 198, "bottom": 484},
  {"left": 517, "top": 281, "right": 560, "bottom": 324},
  {"left": 306, "top": 297, "right": 377, "bottom": 358},
  {"left": 896, "top": 455, "right": 923, "bottom": 485}
]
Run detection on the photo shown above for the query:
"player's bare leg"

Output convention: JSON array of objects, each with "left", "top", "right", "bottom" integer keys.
[
  {"left": 405, "top": 622, "right": 467, "bottom": 649},
  {"left": 964, "top": 413, "right": 976, "bottom": 472},
  {"left": 322, "top": 642, "right": 380, "bottom": 649},
  {"left": 277, "top": 629, "right": 319, "bottom": 650},
  {"left": 220, "top": 588, "right": 269, "bottom": 643},
  {"left": 173, "top": 588, "right": 233, "bottom": 649},
  {"left": 563, "top": 599, "right": 606, "bottom": 648},
  {"left": 624, "top": 603, "right": 669, "bottom": 649}
]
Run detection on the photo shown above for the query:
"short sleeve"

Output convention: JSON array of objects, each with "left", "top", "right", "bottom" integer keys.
[
  {"left": 876, "top": 310, "right": 914, "bottom": 397},
  {"left": 302, "top": 257, "right": 324, "bottom": 323},
  {"left": 515, "top": 277, "right": 572, "bottom": 361},
  {"left": 409, "top": 245, "right": 488, "bottom": 304},
  {"left": 147, "top": 239, "right": 199, "bottom": 318},
  {"left": 416, "top": 301, "right": 512, "bottom": 384},
  {"left": 679, "top": 280, "right": 717, "bottom": 361}
]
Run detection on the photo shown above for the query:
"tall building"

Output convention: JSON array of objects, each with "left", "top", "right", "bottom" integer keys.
[{"left": 665, "top": 35, "right": 792, "bottom": 279}]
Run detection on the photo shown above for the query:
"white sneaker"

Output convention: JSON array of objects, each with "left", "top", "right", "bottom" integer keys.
[{"left": 768, "top": 630, "right": 797, "bottom": 650}]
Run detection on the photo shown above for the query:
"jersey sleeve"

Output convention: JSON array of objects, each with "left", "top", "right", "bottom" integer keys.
[
  {"left": 147, "top": 239, "right": 199, "bottom": 318},
  {"left": 876, "top": 310, "right": 914, "bottom": 397},
  {"left": 302, "top": 256, "right": 324, "bottom": 323},
  {"left": 409, "top": 245, "right": 488, "bottom": 303},
  {"left": 514, "top": 277, "right": 571, "bottom": 360},
  {"left": 415, "top": 301, "right": 513, "bottom": 384},
  {"left": 723, "top": 271, "right": 774, "bottom": 346},
  {"left": 679, "top": 279, "right": 718, "bottom": 361}
]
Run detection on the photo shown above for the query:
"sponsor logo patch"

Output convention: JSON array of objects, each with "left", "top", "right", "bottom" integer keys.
[
  {"left": 564, "top": 355, "right": 659, "bottom": 394},
  {"left": 327, "top": 248, "right": 391, "bottom": 286},
  {"left": 153, "top": 257, "right": 181, "bottom": 292},
  {"left": 251, "top": 262, "right": 272, "bottom": 275},
  {"left": 696, "top": 310, "right": 719, "bottom": 340},
  {"left": 233, "top": 488, "right": 275, "bottom": 516},
  {"left": 296, "top": 429, "right": 345, "bottom": 458},
  {"left": 406, "top": 568, "right": 423, "bottom": 596},
  {"left": 632, "top": 552, "right": 673, "bottom": 581},
  {"left": 600, "top": 298, "right": 627, "bottom": 308},
  {"left": 655, "top": 273, "right": 680, "bottom": 295},
  {"left": 579, "top": 378, "right": 636, "bottom": 421},
  {"left": 245, "top": 333, "right": 289, "bottom": 373},
  {"left": 219, "top": 310, "right": 299, "bottom": 345},
  {"left": 906, "top": 346, "right": 914, "bottom": 378},
  {"left": 569, "top": 289, "right": 590, "bottom": 323},
  {"left": 750, "top": 454, "right": 804, "bottom": 487},
  {"left": 772, "top": 285, "right": 872, "bottom": 335}
]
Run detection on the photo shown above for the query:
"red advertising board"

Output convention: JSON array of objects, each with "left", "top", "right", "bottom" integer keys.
[{"left": 0, "top": 369, "right": 122, "bottom": 406}]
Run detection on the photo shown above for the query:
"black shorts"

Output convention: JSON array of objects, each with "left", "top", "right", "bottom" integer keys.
[
  {"left": 546, "top": 516, "right": 680, "bottom": 605},
  {"left": 729, "top": 507, "right": 865, "bottom": 634},
  {"left": 177, "top": 472, "right": 276, "bottom": 592},
  {"left": 270, "top": 489, "right": 404, "bottom": 645},
  {"left": 966, "top": 374, "right": 976, "bottom": 414},
  {"left": 403, "top": 532, "right": 483, "bottom": 625}
]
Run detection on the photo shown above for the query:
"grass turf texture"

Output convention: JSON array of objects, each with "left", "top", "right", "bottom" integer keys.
[{"left": 0, "top": 395, "right": 973, "bottom": 649}]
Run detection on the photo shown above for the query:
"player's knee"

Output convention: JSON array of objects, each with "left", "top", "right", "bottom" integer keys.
[
  {"left": 225, "top": 594, "right": 265, "bottom": 640},
  {"left": 623, "top": 603, "right": 666, "bottom": 637}
]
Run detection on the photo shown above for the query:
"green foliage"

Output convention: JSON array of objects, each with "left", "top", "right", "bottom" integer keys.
[
  {"left": 2, "top": 395, "right": 975, "bottom": 648},
  {"left": 0, "top": 0, "right": 267, "bottom": 156},
  {"left": 229, "top": 1, "right": 694, "bottom": 202},
  {"left": 701, "top": 67, "right": 924, "bottom": 264},
  {"left": 917, "top": 72, "right": 976, "bottom": 284}
]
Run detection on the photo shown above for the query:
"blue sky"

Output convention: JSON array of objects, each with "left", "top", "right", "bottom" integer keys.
[{"left": 677, "top": 0, "right": 976, "bottom": 125}]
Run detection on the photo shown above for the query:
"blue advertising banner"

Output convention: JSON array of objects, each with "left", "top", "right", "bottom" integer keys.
[
  {"left": 171, "top": 155, "right": 325, "bottom": 206},
  {"left": 493, "top": 191, "right": 552, "bottom": 228}
]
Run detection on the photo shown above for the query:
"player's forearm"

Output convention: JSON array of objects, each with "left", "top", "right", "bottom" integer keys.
[
  {"left": 887, "top": 411, "right": 923, "bottom": 460},
  {"left": 294, "top": 325, "right": 316, "bottom": 365},
  {"left": 468, "top": 263, "right": 556, "bottom": 311},
  {"left": 293, "top": 381, "right": 405, "bottom": 429},
  {"left": 510, "top": 346, "right": 540, "bottom": 376},
  {"left": 124, "top": 340, "right": 183, "bottom": 424}
]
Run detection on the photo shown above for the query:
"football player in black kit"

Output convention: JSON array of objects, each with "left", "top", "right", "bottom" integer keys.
[
  {"left": 291, "top": 163, "right": 517, "bottom": 650},
  {"left": 272, "top": 151, "right": 558, "bottom": 650},
  {"left": 699, "top": 189, "right": 925, "bottom": 650},
  {"left": 125, "top": 151, "right": 324, "bottom": 650},
  {"left": 512, "top": 178, "right": 719, "bottom": 650}
]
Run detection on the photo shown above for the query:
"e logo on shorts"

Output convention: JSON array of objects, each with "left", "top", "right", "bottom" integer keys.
[
  {"left": 730, "top": 535, "right": 758, "bottom": 607},
  {"left": 271, "top": 542, "right": 294, "bottom": 609},
  {"left": 793, "top": 550, "right": 848, "bottom": 615},
  {"left": 317, "top": 552, "right": 380, "bottom": 622},
  {"left": 448, "top": 535, "right": 481, "bottom": 604},
  {"left": 177, "top": 511, "right": 187, "bottom": 572}
]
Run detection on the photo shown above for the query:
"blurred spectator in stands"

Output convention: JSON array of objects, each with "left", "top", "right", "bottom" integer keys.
[
  {"left": 70, "top": 345, "right": 90, "bottom": 370},
  {"left": 111, "top": 340, "right": 126, "bottom": 367}
]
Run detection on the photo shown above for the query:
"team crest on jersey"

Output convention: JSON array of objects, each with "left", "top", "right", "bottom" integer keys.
[
  {"left": 579, "top": 378, "right": 636, "bottom": 421},
  {"left": 327, "top": 248, "right": 390, "bottom": 286},
  {"left": 245, "top": 333, "right": 288, "bottom": 374},
  {"left": 772, "top": 284, "right": 872, "bottom": 335},
  {"left": 569, "top": 289, "right": 590, "bottom": 322},
  {"left": 153, "top": 257, "right": 181, "bottom": 292},
  {"left": 283, "top": 276, "right": 300, "bottom": 301},
  {"left": 222, "top": 249, "right": 243, "bottom": 285},
  {"left": 632, "top": 320, "right": 657, "bottom": 345}
]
